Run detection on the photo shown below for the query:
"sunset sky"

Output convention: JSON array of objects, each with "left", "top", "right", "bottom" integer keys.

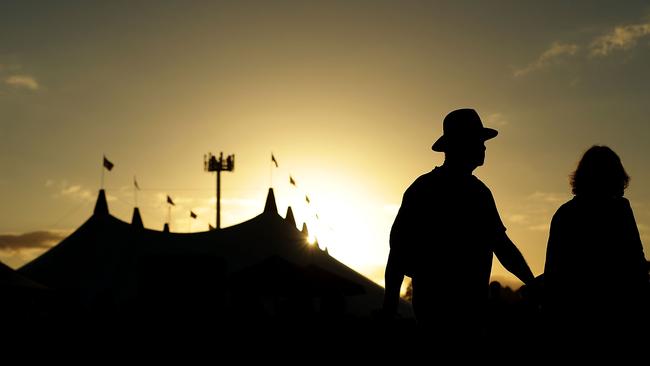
[{"left": 2, "top": 1, "right": 650, "bottom": 288}]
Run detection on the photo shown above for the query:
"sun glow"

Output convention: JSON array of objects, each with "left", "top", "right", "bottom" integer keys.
[
  {"left": 307, "top": 235, "right": 317, "bottom": 245},
  {"left": 282, "top": 179, "right": 391, "bottom": 280}
]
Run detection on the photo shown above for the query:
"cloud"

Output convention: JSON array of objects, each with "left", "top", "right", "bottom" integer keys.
[
  {"left": 485, "top": 113, "right": 508, "bottom": 127},
  {"left": 506, "top": 214, "right": 529, "bottom": 225},
  {"left": 0, "top": 231, "right": 65, "bottom": 251},
  {"left": 527, "top": 223, "right": 551, "bottom": 232},
  {"left": 514, "top": 42, "right": 579, "bottom": 77},
  {"left": 60, "top": 184, "right": 93, "bottom": 201},
  {"left": 527, "top": 191, "right": 567, "bottom": 204},
  {"left": 48, "top": 180, "right": 94, "bottom": 202},
  {"left": 515, "top": 19, "right": 650, "bottom": 76},
  {"left": 5, "top": 74, "right": 40, "bottom": 90},
  {"left": 502, "top": 191, "right": 570, "bottom": 233},
  {"left": 61, "top": 185, "right": 81, "bottom": 195},
  {"left": 590, "top": 22, "right": 650, "bottom": 57}
]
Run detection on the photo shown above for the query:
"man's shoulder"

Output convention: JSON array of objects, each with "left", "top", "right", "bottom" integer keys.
[
  {"left": 406, "top": 169, "right": 443, "bottom": 192},
  {"left": 406, "top": 169, "right": 492, "bottom": 192},
  {"left": 465, "top": 175, "right": 494, "bottom": 199},
  {"left": 469, "top": 174, "right": 489, "bottom": 188}
]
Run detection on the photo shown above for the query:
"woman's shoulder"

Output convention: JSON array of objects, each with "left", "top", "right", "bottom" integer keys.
[
  {"left": 556, "top": 197, "right": 578, "bottom": 212},
  {"left": 557, "top": 195, "right": 632, "bottom": 215},
  {"left": 617, "top": 196, "right": 632, "bottom": 207},
  {"left": 550, "top": 197, "right": 582, "bottom": 223}
]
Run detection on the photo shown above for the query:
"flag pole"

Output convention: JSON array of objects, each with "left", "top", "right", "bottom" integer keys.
[
  {"left": 269, "top": 151, "right": 278, "bottom": 188},
  {"left": 134, "top": 177, "right": 137, "bottom": 207},
  {"left": 101, "top": 156, "right": 105, "bottom": 189}
]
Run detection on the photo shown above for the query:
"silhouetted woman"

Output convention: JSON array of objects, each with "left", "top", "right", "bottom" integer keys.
[{"left": 543, "top": 145, "right": 649, "bottom": 346}]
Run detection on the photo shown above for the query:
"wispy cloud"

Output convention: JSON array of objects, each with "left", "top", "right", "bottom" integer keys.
[
  {"left": 506, "top": 214, "right": 529, "bottom": 225},
  {"left": 514, "top": 42, "right": 579, "bottom": 77},
  {"left": 590, "top": 22, "right": 650, "bottom": 57},
  {"left": 48, "top": 180, "right": 94, "bottom": 202},
  {"left": 527, "top": 223, "right": 551, "bottom": 232},
  {"left": 5, "top": 74, "right": 40, "bottom": 90},
  {"left": 485, "top": 113, "right": 508, "bottom": 127},
  {"left": 61, "top": 185, "right": 81, "bottom": 195},
  {"left": 0, "top": 231, "right": 66, "bottom": 251},
  {"left": 528, "top": 191, "right": 568, "bottom": 204},
  {"left": 505, "top": 191, "right": 570, "bottom": 234},
  {"left": 517, "top": 19, "right": 650, "bottom": 75},
  {"left": 60, "top": 184, "right": 93, "bottom": 201}
]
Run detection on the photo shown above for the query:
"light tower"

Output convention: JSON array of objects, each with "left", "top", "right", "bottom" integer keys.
[{"left": 204, "top": 152, "right": 235, "bottom": 229}]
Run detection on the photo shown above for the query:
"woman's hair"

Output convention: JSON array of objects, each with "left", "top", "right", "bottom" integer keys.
[{"left": 570, "top": 145, "right": 629, "bottom": 196}]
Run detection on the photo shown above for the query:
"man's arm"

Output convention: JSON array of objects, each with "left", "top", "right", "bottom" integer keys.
[
  {"left": 382, "top": 249, "right": 405, "bottom": 316},
  {"left": 383, "top": 181, "right": 419, "bottom": 316},
  {"left": 493, "top": 232, "right": 535, "bottom": 285}
]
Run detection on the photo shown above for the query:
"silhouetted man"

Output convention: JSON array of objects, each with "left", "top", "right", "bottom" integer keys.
[{"left": 383, "top": 108, "right": 534, "bottom": 342}]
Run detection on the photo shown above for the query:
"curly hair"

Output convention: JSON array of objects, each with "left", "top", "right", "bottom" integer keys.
[{"left": 570, "top": 145, "right": 629, "bottom": 197}]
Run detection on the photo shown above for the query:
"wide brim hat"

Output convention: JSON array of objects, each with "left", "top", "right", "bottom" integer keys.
[{"left": 431, "top": 108, "right": 498, "bottom": 152}]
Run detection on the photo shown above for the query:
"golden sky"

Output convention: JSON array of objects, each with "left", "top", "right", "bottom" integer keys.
[{"left": 2, "top": 1, "right": 650, "bottom": 288}]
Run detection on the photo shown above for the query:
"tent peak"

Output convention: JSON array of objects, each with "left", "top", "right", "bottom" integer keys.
[
  {"left": 131, "top": 207, "right": 144, "bottom": 228},
  {"left": 93, "top": 189, "right": 109, "bottom": 216},
  {"left": 285, "top": 206, "right": 296, "bottom": 228},
  {"left": 264, "top": 188, "right": 278, "bottom": 216}
]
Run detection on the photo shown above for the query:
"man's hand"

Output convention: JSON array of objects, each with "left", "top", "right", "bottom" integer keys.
[{"left": 519, "top": 275, "right": 543, "bottom": 306}]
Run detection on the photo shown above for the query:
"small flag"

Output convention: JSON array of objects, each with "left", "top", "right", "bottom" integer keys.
[
  {"left": 167, "top": 195, "right": 175, "bottom": 206},
  {"left": 305, "top": 195, "right": 310, "bottom": 204},
  {"left": 103, "top": 156, "right": 114, "bottom": 171},
  {"left": 289, "top": 176, "right": 296, "bottom": 186},
  {"left": 209, "top": 224, "right": 215, "bottom": 230},
  {"left": 134, "top": 176, "right": 140, "bottom": 190},
  {"left": 190, "top": 211, "right": 197, "bottom": 219},
  {"left": 271, "top": 154, "right": 279, "bottom": 168}
]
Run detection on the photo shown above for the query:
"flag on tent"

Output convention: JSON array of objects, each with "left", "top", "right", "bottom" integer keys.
[
  {"left": 167, "top": 195, "right": 175, "bottom": 206},
  {"left": 190, "top": 211, "right": 197, "bottom": 219},
  {"left": 271, "top": 154, "right": 279, "bottom": 168},
  {"left": 103, "top": 156, "right": 114, "bottom": 171},
  {"left": 289, "top": 176, "right": 296, "bottom": 186},
  {"left": 134, "top": 176, "right": 140, "bottom": 190}
]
